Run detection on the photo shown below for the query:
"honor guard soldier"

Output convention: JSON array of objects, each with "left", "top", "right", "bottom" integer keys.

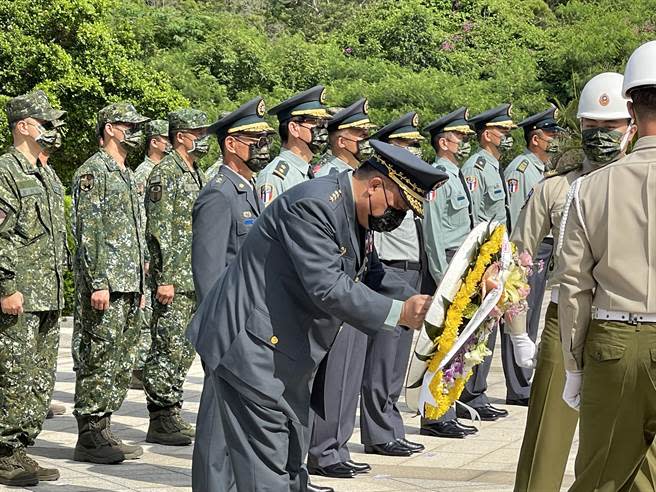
[
  {"left": 143, "top": 109, "right": 209, "bottom": 446},
  {"left": 0, "top": 91, "right": 67, "bottom": 486},
  {"left": 459, "top": 103, "right": 516, "bottom": 420},
  {"left": 420, "top": 107, "right": 482, "bottom": 437},
  {"left": 503, "top": 106, "right": 566, "bottom": 407},
  {"left": 72, "top": 103, "right": 149, "bottom": 464},
  {"left": 132, "top": 119, "right": 171, "bottom": 390},
  {"left": 315, "top": 97, "right": 376, "bottom": 176},
  {"left": 559, "top": 42, "right": 656, "bottom": 491},
  {"left": 256, "top": 85, "right": 331, "bottom": 206},
  {"left": 191, "top": 97, "right": 274, "bottom": 492},
  {"left": 509, "top": 72, "right": 651, "bottom": 491},
  {"left": 360, "top": 113, "right": 427, "bottom": 456},
  {"left": 187, "top": 140, "right": 447, "bottom": 492}
]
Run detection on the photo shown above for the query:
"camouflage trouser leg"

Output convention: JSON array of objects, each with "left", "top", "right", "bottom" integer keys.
[
  {"left": 0, "top": 311, "right": 58, "bottom": 450},
  {"left": 143, "top": 292, "right": 196, "bottom": 409},
  {"left": 74, "top": 291, "right": 141, "bottom": 416},
  {"left": 72, "top": 294, "right": 83, "bottom": 372},
  {"left": 132, "top": 295, "right": 153, "bottom": 371}
]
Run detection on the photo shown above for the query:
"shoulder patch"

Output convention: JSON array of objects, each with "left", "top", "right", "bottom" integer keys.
[
  {"left": 260, "top": 183, "right": 276, "bottom": 204},
  {"left": 465, "top": 175, "right": 478, "bottom": 192},
  {"left": 517, "top": 160, "right": 529, "bottom": 173},
  {"left": 474, "top": 156, "right": 487, "bottom": 171},
  {"left": 149, "top": 182, "right": 162, "bottom": 202},
  {"left": 507, "top": 178, "right": 519, "bottom": 193},
  {"left": 79, "top": 173, "right": 94, "bottom": 192},
  {"left": 273, "top": 161, "right": 289, "bottom": 180},
  {"left": 149, "top": 174, "right": 162, "bottom": 185}
]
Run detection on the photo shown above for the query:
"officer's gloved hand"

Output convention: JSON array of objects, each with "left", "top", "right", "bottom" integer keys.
[
  {"left": 510, "top": 333, "right": 537, "bottom": 369},
  {"left": 562, "top": 370, "right": 583, "bottom": 410}
]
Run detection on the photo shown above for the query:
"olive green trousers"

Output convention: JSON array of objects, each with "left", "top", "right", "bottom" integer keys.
[
  {"left": 515, "top": 304, "right": 656, "bottom": 492},
  {"left": 570, "top": 319, "right": 656, "bottom": 492}
]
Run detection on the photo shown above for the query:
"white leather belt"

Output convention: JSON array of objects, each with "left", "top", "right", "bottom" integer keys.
[
  {"left": 593, "top": 308, "right": 656, "bottom": 324},
  {"left": 550, "top": 287, "right": 559, "bottom": 304}
]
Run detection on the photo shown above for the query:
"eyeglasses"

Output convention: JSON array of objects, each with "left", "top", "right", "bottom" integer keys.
[
  {"left": 297, "top": 118, "right": 327, "bottom": 129},
  {"left": 235, "top": 135, "right": 272, "bottom": 149}
]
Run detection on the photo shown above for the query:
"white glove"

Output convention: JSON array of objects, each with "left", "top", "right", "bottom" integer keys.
[
  {"left": 562, "top": 370, "right": 583, "bottom": 411},
  {"left": 510, "top": 333, "right": 537, "bottom": 369}
]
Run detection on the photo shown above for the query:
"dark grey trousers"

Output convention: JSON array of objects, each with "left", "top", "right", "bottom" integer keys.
[
  {"left": 308, "top": 325, "right": 368, "bottom": 468},
  {"left": 501, "top": 238, "right": 553, "bottom": 401},
  {"left": 192, "top": 366, "right": 236, "bottom": 492},
  {"left": 216, "top": 375, "right": 308, "bottom": 492},
  {"left": 360, "top": 266, "right": 419, "bottom": 446}
]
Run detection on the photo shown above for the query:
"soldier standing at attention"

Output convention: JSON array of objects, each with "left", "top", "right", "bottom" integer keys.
[
  {"left": 191, "top": 96, "right": 274, "bottom": 492},
  {"left": 358, "top": 112, "right": 428, "bottom": 457},
  {"left": 559, "top": 41, "right": 656, "bottom": 491},
  {"left": 315, "top": 98, "right": 375, "bottom": 176},
  {"left": 143, "top": 109, "right": 209, "bottom": 446},
  {"left": 72, "top": 102, "right": 148, "bottom": 464},
  {"left": 131, "top": 119, "right": 171, "bottom": 390},
  {"left": 308, "top": 99, "right": 380, "bottom": 480},
  {"left": 458, "top": 104, "right": 515, "bottom": 421},
  {"left": 0, "top": 91, "right": 66, "bottom": 486},
  {"left": 502, "top": 107, "right": 566, "bottom": 406},
  {"left": 510, "top": 72, "right": 646, "bottom": 491},
  {"left": 420, "top": 107, "right": 480, "bottom": 438},
  {"left": 256, "top": 85, "right": 330, "bottom": 207}
]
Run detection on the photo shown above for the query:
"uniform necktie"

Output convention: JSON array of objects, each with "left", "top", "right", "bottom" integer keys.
[{"left": 457, "top": 170, "right": 475, "bottom": 231}]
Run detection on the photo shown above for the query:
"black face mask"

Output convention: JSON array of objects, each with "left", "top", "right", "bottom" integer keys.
[{"left": 368, "top": 182, "right": 406, "bottom": 232}]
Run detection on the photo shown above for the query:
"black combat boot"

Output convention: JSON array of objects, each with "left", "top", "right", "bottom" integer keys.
[{"left": 73, "top": 414, "right": 125, "bottom": 464}]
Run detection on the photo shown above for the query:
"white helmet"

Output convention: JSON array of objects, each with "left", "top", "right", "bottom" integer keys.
[
  {"left": 623, "top": 40, "right": 656, "bottom": 97},
  {"left": 577, "top": 72, "right": 631, "bottom": 120}
]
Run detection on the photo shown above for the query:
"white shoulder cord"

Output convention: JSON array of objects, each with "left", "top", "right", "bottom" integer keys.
[{"left": 556, "top": 177, "right": 589, "bottom": 256}]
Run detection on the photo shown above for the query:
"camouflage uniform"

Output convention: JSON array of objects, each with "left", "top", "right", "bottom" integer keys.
[
  {"left": 0, "top": 92, "right": 66, "bottom": 459},
  {"left": 72, "top": 104, "right": 148, "bottom": 418},
  {"left": 132, "top": 119, "right": 169, "bottom": 373},
  {"left": 144, "top": 110, "right": 208, "bottom": 411},
  {"left": 204, "top": 158, "right": 223, "bottom": 181}
]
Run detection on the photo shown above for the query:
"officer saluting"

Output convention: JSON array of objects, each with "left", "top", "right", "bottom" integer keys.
[
  {"left": 256, "top": 85, "right": 330, "bottom": 206},
  {"left": 187, "top": 140, "right": 447, "bottom": 491},
  {"left": 559, "top": 41, "right": 656, "bottom": 491},
  {"left": 191, "top": 97, "right": 274, "bottom": 492}
]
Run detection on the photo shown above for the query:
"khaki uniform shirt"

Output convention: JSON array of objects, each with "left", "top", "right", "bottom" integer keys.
[
  {"left": 256, "top": 148, "right": 312, "bottom": 207},
  {"left": 504, "top": 149, "right": 546, "bottom": 230},
  {"left": 558, "top": 136, "right": 656, "bottom": 371}
]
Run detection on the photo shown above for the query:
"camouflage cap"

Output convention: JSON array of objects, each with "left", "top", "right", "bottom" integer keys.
[
  {"left": 145, "top": 119, "right": 169, "bottom": 138},
  {"left": 6, "top": 90, "right": 66, "bottom": 124},
  {"left": 168, "top": 109, "right": 210, "bottom": 132},
  {"left": 97, "top": 102, "right": 149, "bottom": 128}
]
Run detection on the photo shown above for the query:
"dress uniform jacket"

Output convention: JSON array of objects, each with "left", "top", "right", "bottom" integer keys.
[
  {"left": 316, "top": 154, "right": 351, "bottom": 177},
  {"left": 186, "top": 170, "right": 415, "bottom": 426}
]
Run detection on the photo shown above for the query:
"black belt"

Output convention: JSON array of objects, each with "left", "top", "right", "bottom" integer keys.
[{"left": 382, "top": 260, "right": 421, "bottom": 271}]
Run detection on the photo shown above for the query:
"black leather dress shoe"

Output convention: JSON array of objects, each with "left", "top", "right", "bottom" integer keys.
[
  {"left": 420, "top": 420, "right": 468, "bottom": 439},
  {"left": 396, "top": 438, "right": 424, "bottom": 453},
  {"left": 364, "top": 441, "right": 413, "bottom": 457},
  {"left": 344, "top": 460, "right": 371, "bottom": 474},
  {"left": 454, "top": 419, "right": 478, "bottom": 435},
  {"left": 506, "top": 398, "right": 529, "bottom": 407},
  {"left": 457, "top": 403, "right": 508, "bottom": 421},
  {"left": 308, "top": 463, "right": 355, "bottom": 479},
  {"left": 307, "top": 482, "right": 335, "bottom": 492}
]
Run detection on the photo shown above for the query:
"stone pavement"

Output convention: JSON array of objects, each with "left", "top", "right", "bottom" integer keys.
[{"left": 8, "top": 295, "right": 577, "bottom": 491}]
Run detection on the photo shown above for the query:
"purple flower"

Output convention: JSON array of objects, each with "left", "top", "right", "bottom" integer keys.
[
  {"left": 441, "top": 41, "right": 454, "bottom": 52},
  {"left": 462, "top": 21, "right": 474, "bottom": 32},
  {"left": 343, "top": 47, "right": 353, "bottom": 55},
  {"left": 452, "top": 34, "right": 463, "bottom": 43}
]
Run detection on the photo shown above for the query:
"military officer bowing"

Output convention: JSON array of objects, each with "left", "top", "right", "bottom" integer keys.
[
  {"left": 191, "top": 97, "right": 275, "bottom": 492},
  {"left": 186, "top": 140, "right": 447, "bottom": 491}
]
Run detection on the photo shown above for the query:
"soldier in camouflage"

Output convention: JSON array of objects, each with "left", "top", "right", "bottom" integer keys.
[
  {"left": 71, "top": 102, "right": 149, "bottom": 464},
  {"left": 144, "top": 109, "right": 209, "bottom": 446},
  {"left": 0, "top": 90, "right": 66, "bottom": 486},
  {"left": 131, "top": 119, "right": 171, "bottom": 390}
]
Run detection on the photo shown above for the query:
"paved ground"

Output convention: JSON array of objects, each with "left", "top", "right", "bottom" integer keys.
[{"left": 7, "top": 294, "right": 577, "bottom": 491}]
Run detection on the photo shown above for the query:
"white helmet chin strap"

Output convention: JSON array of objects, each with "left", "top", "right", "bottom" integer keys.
[{"left": 619, "top": 119, "right": 636, "bottom": 153}]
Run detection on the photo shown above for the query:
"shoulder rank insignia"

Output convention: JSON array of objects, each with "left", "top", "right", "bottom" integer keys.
[
  {"left": 213, "top": 173, "right": 225, "bottom": 186},
  {"left": 329, "top": 189, "right": 343, "bottom": 203},
  {"left": 79, "top": 173, "right": 94, "bottom": 192},
  {"left": 517, "top": 160, "right": 529, "bottom": 173},
  {"left": 273, "top": 161, "right": 289, "bottom": 180},
  {"left": 474, "top": 156, "right": 487, "bottom": 171},
  {"left": 507, "top": 178, "right": 519, "bottom": 193}
]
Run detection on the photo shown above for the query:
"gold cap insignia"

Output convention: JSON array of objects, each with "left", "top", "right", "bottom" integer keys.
[
  {"left": 412, "top": 113, "right": 419, "bottom": 128},
  {"left": 508, "top": 104, "right": 513, "bottom": 117},
  {"left": 599, "top": 94, "right": 610, "bottom": 107},
  {"left": 363, "top": 99, "right": 369, "bottom": 114},
  {"left": 257, "top": 99, "right": 266, "bottom": 117},
  {"left": 320, "top": 88, "right": 327, "bottom": 104},
  {"left": 464, "top": 108, "right": 470, "bottom": 119}
]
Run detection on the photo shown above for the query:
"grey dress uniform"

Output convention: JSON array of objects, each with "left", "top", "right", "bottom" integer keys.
[
  {"left": 558, "top": 136, "right": 656, "bottom": 491},
  {"left": 316, "top": 153, "right": 352, "bottom": 176},
  {"left": 256, "top": 148, "right": 313, "bottom": 206},
  {"left": 187, "top": 170, "right": 417, "bottom": 491},
  {"left": 191, "top": 168, "right": 262, "bottom": 492}
]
